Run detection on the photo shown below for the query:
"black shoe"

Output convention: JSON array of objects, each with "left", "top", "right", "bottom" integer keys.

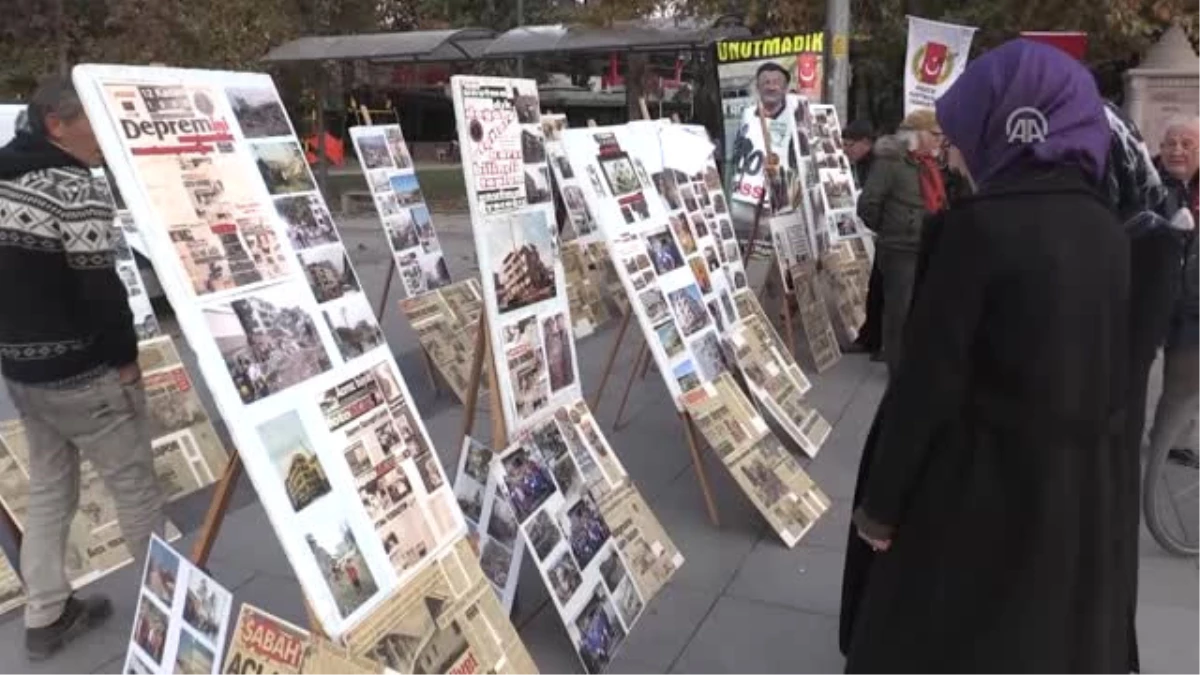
[
  {"left": 25, "top": 594, "right": 113, "bottom": 661},
  {"left": 1167, "top": 448, "right": 1200, "bottom": 469}
]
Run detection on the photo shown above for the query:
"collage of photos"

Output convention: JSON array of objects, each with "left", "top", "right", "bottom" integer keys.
[
  {"left": 454, "top": 77, "right": 534, "bottom": 214},
  {"left": 398, "top": 279, "right": 484, "bottom": 402},
  {"left": 545, "top": 115, "right": 600, "bottom": 243},
  {"left": 790, "top": 262, "right": 844, "bottom": 373},
  {"left": 350, "top": 125, "right": 451, "bottom": 299},
  {"left": 682, "top": 374, "right": 830, "bottom": 548},
  {"left": 124, "top": 536, "right": 232, "bottom": 675},
  {"left": 494, "top": 415, "right": 647, "bottom": 674},
  {"left": 319, "top": 361, "right": 463, "bottom": 566},
  {"left": 808, "top": 104, "right": 865, "bottom": 245},
  {"left": 452, "top": 437, "right": 524, "bottom": 611}
]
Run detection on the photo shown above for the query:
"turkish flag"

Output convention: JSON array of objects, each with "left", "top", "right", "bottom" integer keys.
[
  {"left": 1020, "top": 31, "right": 1088, "bottom": 60},
  {"left": 917, "top": 41, "right": 949, "bottom": 85},
  {"left": 795, "top": 53, "right": 823, "bottom": 98}
]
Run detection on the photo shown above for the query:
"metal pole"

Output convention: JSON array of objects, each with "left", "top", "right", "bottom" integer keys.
[
  {"left": 824, "top": 0, "right": 851, "bottom": 121},
  {"left": 515, "top": 0, "right": 525, "bottom": 77}
]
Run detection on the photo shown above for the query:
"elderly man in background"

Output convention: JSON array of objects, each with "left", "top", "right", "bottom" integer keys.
[
  {"left": 855, "top": 109, "right": 947, "bottom": 376},
  {"left": 0, "top": 77, "right": 165, "bottom": 659}
]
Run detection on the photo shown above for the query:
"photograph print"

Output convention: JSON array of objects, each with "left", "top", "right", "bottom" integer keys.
[
  {"left": 655, "top": 321, "right": 685, "bottom": 359},
  {"left": 384, "top": 127, "right": 413, "bottom": 169},
  {"left": 385, "top": 209, "right": 420, "bottom": 251},
  {"left": 673, "top": 360, "right": 700, "bottom": 394},
  {"left": 547, "top": 547, "right": 584, "bottom": 606},
  {"left": 668, "top": 284, "right": 711, "bottom": 337},
  {"left": 521, "top": 128, "right": 546, "bottom": 164},
  {"left": 142, "top": 537, "right": 180, "bottom": 608},
  {"left": 354, "top": 131, "right": 394, "bottom": 170},
  {"left": 541, "top": 312, "right": 576, "bottom": 393},
  {"left": 461, "top": 437, "right": 493, "bottom": 485},
  {"left": 251, "top": 140, "right": 316, "bottom": 195},
  {"left": 525, "top": 165, "right": 552, "bottom": 205},
  {"left": 486, "top": 491, "right": 519, "bottom": 547},
  {"left": 488, "top": 210, "right": 558, "bottom": 314},
  {"left": 304, "top": 518, "right": 379, "bottom": 618},
  {"left": 205, "top": 286, "right": 333, "bottom": 404},
  {"left": 691, "top": 331, "right": 729, "bottom": 381},
  {"left": 300, "top": 245, "right": 362, "bottom": 304},
  {"left": 182, "top": 570, "right": 231, "bottom": 645},
  {"left": 174, "top": 628, "right": 216, "bottom": 675},
  {"left": 258, "top": 410, "right": 331, "bottom": 512},
  {"left": 274, "top": 194, "right": 340, "bottom": 250},
  {"left": 638, "top": 287, "right": 670, "bottom": 325},
  {"left": 455, "top": 474, "right": 485, "bottom": 522},
  {"left": 569, "top": 584, "right": 627, "bottom": 674},
  {"left": 821, "top": 170, "right": 856, "bottom": 211},
  {"left": 389, "top": 172, "right": 426, "bottom": 207},
  {"left": 611, "top": 574, "right": 645, "bottom": 631},
  {"left": 131, "top": 593, "right": 169, "bottom": 665},
  {"left": 526, "top": 509, "right": 563, "bottom": 561},
  {"left": 599, "top": 154, "right": 641, "bottom": 198},
  {"left": 670, "top": 215, "right": 697, "bottom": 255},
  {"left": 226, "top": 86, "right": 291, "bottom": 139},
  {"left": 689, "top": 257, "right": 713, "bottom": 294},
  {"left": 324, "top": 295, "right": 386, "bottom": 362},
  {"left": 480, "top": 538, "right": 514, "bottom": 589},
  {"left": 503, "top": 315, "right": 551, "bottom": 420},
  {"left": 559, "top": 493, "right": 611, "bottom": 570},
  {"left": 418, "top": 252, "right": 452, "bottom": 291},
  {"left": 644, "top": 226, "right": 684, "bottom": 275},
  {"left": 501, "top": 446, "right": 558, "bottom": 523}
]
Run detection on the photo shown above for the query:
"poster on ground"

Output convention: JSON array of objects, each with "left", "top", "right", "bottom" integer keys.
[
  {"left": 74, "top": 65, "right": 465, "bottom": 638},
  {"left": 349, "top": 124, "right": 451, "bottom": 298},
  {"left": 452, "top": 75, "right": 581, "bottom": 434},
  {"left": 124, "top": 535, "right": 233, "bottom": 675},
  {"left": 343, "top": 537, "right": 539, "bottom": 674},
  {"left": 904, "top": 16, "right": 978, "bottom": 115},
  {"left": 491, "top": 403, "right": 683, "bottom": 674}
]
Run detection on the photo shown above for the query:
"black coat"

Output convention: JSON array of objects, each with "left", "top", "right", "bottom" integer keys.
[{"left": 838, "top": 168, "right": 1136, "bottom": 673}]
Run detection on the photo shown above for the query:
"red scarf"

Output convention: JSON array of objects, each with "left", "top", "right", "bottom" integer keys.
[{"left": 912, "top": 151, "right": 947, "bottom": 213}]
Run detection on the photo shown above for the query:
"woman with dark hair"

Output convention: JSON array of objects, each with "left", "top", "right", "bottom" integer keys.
[{"left": 839, "top": 40, "right": 1135, "bottom": 672}]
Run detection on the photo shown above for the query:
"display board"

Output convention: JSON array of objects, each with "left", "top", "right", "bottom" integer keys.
[
  {"left": 451, "top": 75, "right": 580, "bottom": 434},
  {"left": 0, "top": 104, "right": 23, "bottom": 144},
  {"left": 342, "top": 537, "right": 539, "bottom": 674},
  {"left": 397, "top": 279, "right": 486, "bottom": 402},
  {"left": 74, "top": 65, "right": 466, "bottom": 638},
  {"left": 559, "top": 122, "right": 749, "bottom": 406},
  {"left": 561, "top": 241, "right": 615, "bottom": 339},
  {"left": 809, "top": 104, "right": 866, "bottom": 245},
  {"left": 349, "top": 124, "right": 451, "bottom": 297},
  {"left": 223, "top": 604, "right": 382, "bottom": 674},
  {"left": 124, "top": 535, "right": 233, "bottom": 674},
  {"left": 491, "top": 403, "right": 683, "bottom": 674},
  {"left": 453, "top": 437, "right": 524, "bottom": 612},
  {"left": 544, "top": 114, "right": 601, "bottom": 245},
  {"left": 682, "top": 373, "right": 831, "bottom": 547}
]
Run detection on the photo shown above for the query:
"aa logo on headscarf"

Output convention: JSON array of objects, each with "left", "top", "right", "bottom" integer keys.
[{"left": 1006, "top": 107, "right": 1048, "bottom": 144}]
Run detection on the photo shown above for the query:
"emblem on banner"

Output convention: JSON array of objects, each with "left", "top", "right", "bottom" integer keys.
[
  {"left": 1005, "top": 107, "right": 1049, "bottom": 144},
  {"left": 912, "top": 42, "right": 954, "bottom": 85}
]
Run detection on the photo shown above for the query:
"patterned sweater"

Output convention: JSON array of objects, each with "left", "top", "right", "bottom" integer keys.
[{"left": 0, "top": 132, "right": 136, "bottom": 384}]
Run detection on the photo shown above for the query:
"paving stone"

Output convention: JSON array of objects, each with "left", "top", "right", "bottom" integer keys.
[{"left": 725, "top": 541, "right": 845, "bottom": 617}]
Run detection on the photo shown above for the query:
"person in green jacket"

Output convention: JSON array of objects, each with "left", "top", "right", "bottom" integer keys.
[{"left": 856, "top": 109, "right": 948, "bottom": 377}]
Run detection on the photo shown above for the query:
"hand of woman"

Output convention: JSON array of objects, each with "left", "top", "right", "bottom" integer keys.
[{"left": 856, "top": 528, "right": 892, "bottom": 552}]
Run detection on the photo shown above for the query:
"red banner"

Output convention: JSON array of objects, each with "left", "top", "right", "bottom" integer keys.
[{"left": 1021, "top": 32, "right": 1088, "bottom": 60}]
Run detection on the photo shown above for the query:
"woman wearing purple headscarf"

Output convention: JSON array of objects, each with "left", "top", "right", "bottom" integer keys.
[{"left": 838, "top": 40, "right": 1135, "bottom": 672}]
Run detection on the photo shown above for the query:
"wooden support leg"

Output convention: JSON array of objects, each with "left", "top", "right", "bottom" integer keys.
[
  {"left": 612, "top": 343, "right": 650, "bottom": 431},
  {"left": 458, "top": 318, "right": 489, "bottom": 446},
  {"left": 588, "top": 309, "right": 632, "bottom": 414},
  {"left": 681, "top": 413, "right": 720, "bottom": 527},
  {"left": 420, "top": 348, "right": 440, "bottom": 397},
  {"left": 482, "top": 318, "right": 509, "bottom": 447},
  {"left": 189, "top": 454, "right": 243, "bottom": 568}
]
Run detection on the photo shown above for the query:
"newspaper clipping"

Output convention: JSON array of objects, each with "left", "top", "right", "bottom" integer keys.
[
  {"left": 790, "top": 261, "right": 842, "bottom": 373},
  {"left": 222, "top": 604, "right": 385, "bottom": 674},
  {"left": 729, "top": 313, "right": 831, "bottom": 458},
  {"left": 344, "top": 537, "right": 539, "bottom": 675},
  {"left": 399, "top": 279, "right": 485, "bottom": 402},
  {"left": 124, "top": 535, "right": 233, "bottom": 675},
  {"left": 683, "top": 374, "right": 831, "bottom": 547},
  {"left": 350, "top": 124, "right": 451, "bottom": 298}
]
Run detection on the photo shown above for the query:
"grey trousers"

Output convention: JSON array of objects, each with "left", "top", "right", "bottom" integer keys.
[
  {"left": 879, "top": 247, "right": 919, "bottom": 378},
  {"left": 6, "top": 370, "right": 165, "bottom": 628},
  {"left": 1147, "top": 347, "right": 1200, "bottom": 457}
]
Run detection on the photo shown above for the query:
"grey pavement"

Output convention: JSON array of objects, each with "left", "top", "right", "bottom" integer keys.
[{"left": 0, "top": 209, "right": 1196, "bottom": 674}]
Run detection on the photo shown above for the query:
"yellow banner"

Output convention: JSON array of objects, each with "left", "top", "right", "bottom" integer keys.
[{"left": 716, "top": 33, "right": 825, "bottom": 63}]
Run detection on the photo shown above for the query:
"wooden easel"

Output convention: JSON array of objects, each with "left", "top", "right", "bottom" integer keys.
[{"left": 355, "top": 104, "right": 441, "bottom": 398}]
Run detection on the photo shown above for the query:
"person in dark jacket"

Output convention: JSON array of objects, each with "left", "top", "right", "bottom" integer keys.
[
  {"left": 855, "top": 109, "right": 947, "bottom": 377},
  {"left": 0, "top": 77, "right": 165, "bottom": 659},
  {"left": 1146, "top": 116, "right": 1199, "bottom": 469},
  {"left": 839, "top": 40, "right": 1135, "bottom": 672},
  {"left": 842, "top": 120, "right": 882, "bottom": 357}
]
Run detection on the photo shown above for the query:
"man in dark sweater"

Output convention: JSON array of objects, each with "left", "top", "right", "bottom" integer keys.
[{"left": 0, "top": 77, "right": 164, "bottom": 660}]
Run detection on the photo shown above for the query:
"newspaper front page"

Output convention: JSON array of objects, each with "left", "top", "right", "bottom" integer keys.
[
  {"left": 789, "top": 261, "right": 842, "bottom": 373},
  {"left": 344, "top": 538, "right": 538, "bottom": 675},
  {"left": 399, "top": 279, "right": 485, "bottom": 402},
  {"left": 682, "top": 374, "right": 830, "bottom": 547}
]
